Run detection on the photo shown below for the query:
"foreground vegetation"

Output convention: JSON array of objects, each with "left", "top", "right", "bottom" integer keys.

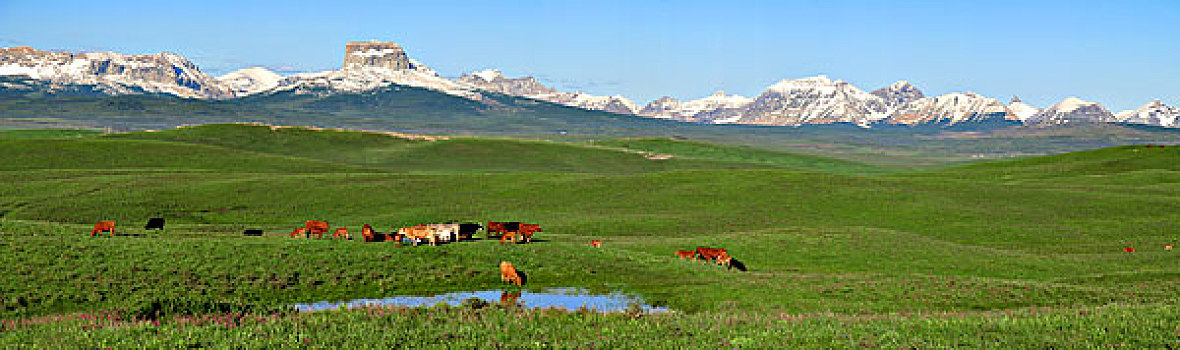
[{"left": 2, "top": 125, "right": 1178, "bottom": 346}]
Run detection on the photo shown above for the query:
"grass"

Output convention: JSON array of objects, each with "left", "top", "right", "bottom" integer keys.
[{"left": 1, "top": 124, "right": 1179, "bottom": 346}]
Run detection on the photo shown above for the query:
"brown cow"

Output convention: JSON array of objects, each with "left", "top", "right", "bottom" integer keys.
[
  {"left": 486, "top": 221, "right": 517, "bottom": 238},
  {"left": 675, "top": 250, "right": 695, "bottom": 260},
  {"left": 361, "top": 224, "right": 378, "bottom": 242},
  {"left": 499, "top": 231, "right": 518, "bottom": 245},
  {"left": 589, "top": 240, "right": 602, "bottom": 248},
  {"left": 500, "top": 261, "right": 523, "bottom": 286},
  {"left": 1167, "top": 245, "right": 1174, "bottom": 251},
  {"left": 290, "top": 227, "right": 306, "bottom": 238},
  {"left": 519, "top": 223, "right": 543, "bottom": 243},
  {"left": 305, "top": 220, "right": 330, "bottom": 239},
  {"left": 694, "top": 247, "right": 729, "bottom": 263},
  {"left": 91, "top": 220, "right": 116, "bottom": 236},
  {"left": 332, "top": 227, "right": 349, "bottom": 240}
]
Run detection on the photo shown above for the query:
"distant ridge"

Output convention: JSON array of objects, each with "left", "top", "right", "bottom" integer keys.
[{"left": 2, "top": 42, "right": 1177, "bottom": 129}]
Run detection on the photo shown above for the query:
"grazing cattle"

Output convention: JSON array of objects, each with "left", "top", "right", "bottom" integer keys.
[
  {"left": 500, "top": 261, "right": 523, "bottom": 286},
  {"left": 1124, "top": 247, "right": 1135, "bottom": 253},
  {"left": 714, "top": 252, "right": 734, "bottom": 269},
  {"left": 518, "top": 223, "right": 543, "bottom": 243},
  {"left": 91, "top": 220, "right": 116, "bottom": 236},
  {"left": 458, "top": 223, "right": 482, "bottom": 240},
  {"left": 305, "top": 220, "right": 330, "bottom": 239},
  {"left": 486, "top": 221, "right": 521, "bottom": 238},
  {"left": 399, "top": 225, "right": 437, "bottom": 246},
  {"left": 332, "top": 227, "right": 350, "bottom": 240},
  {"left": 589, "top": 240, "right": 602, "bottom": 248},
  {"left": 694, "top": 247, "right": 729, "bottom": 263},
  {"left": 1167, "top": 245, "right": 1174, "bottom": 251},
  {"left": 675, "top": 250, "right": 695, "bottom": 260},
  {"left": 361, "top": 224, "right": 377, "bottom": 242},
  {"left": 144, "top": 217, "right": 165, "bottom": 230},
  {"left": 427, "top": 223, "right": 460, "bottom": 243},
  {"left": 290, "top": 227, "right": 306, "bottom": 238},
  {"left": 243, "top": 229, "right": 264, "bottom": 236},
  {"left": 500, "top": 291, "right": 522, "bottom": 305}
]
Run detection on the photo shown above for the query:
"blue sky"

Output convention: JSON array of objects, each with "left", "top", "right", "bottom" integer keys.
[{"left": 1, "top": 0, "right": 1177, "bottom": 111}]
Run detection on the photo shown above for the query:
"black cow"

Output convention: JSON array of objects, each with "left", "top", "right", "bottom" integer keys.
[
  {"left": 458, "top": 223, "right": 483, "bottom": 240},
  {"left": 243, "top": 229, "right": 264, "bottom": 236},
  {"left": 145, "top": 217, "right": 165, "bottom": 230},
  {"left": 504, "top": 222, "right": 520, "bottom": 232}
]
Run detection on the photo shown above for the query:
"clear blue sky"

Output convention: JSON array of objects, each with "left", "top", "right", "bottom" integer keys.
[{"left": 1, "top": 0, "right": 1177, "bottom": 111}]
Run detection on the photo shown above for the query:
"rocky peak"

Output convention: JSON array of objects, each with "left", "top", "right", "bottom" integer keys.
[
  {"left": 0, "top": 46, "right": 233, "bottom": 99},
  {"left": 1029, "top": 97, "right": 1114, "bottom": 125},
  {"left": 342, "top": 41, "right": 416, "bottom": 71},
  {"left": 871, "top": 80, "right": 925, "bottom": 107}
]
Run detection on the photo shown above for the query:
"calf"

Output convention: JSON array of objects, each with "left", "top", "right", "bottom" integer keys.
[
  {"left": 144, "top": 217, "right": 165, "bottom": 230},
  {"left": 332, "top": 227, "right": 350, "bottom": 240},
  {"left": 243, "top": 229, "right": 264, "bottom": 236},
  {"left": 91, "top": 220, "right": 116, "bottom": 236},
  {"left": 589, "top": 240, "right": 602, "bottom": 248},
  {"left": 500, "top": 261, "right": 523, "bottom": 286},
  {"left": 675, "top": 250, "right": 695, "bottom": 260}
]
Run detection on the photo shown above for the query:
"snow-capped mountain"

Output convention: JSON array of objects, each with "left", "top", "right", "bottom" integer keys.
[
  {"left": 4, "top": 42, "right": 1178, "bottom": 129},
  {"left": 218, "top": 67, "right": 283, "bottom": 96},
  {"left": 1007, "top": 96, "right": 1040, "bottom": 122},
  {"left": 719, "top": 75, "right": 890, "bottom": 126},
  {"left": 871, "top": 81, "right": 925, "bottom": 107},
  {"left": 638, "top": 91, "right": 753, "bottom": 122},
  {"left": 455, "top": 69, "right": 556, "bottom": 96},
  {"left": 885, "top": 92, "right": 1012, "bottom": 125},
  {"left": 1029, "top": 97, "right": 1114, "bottom": 125},
  {"left": 263, "top": 42, "right": 483, "bottom": 100},
  {"left": 1115, "top": 100, "right": 1180, "bottom": 127},
  {"left": 456, "top": 69, "right": 638, "bottom": 114},
  {"left": 0, "top": 46, "right": 233, "bottom": 99}
]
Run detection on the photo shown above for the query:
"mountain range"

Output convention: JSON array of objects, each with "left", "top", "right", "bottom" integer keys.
[{"left": 1, "top": 42, "right": 1177, "bottom": 129}]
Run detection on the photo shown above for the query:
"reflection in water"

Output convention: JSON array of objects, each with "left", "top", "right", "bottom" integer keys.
[
  {"left": 500, "top": 291, "right": 521, "bottom": 306},
  {"left": 293, "top": 288, "right": 668, "bottom": 313}
]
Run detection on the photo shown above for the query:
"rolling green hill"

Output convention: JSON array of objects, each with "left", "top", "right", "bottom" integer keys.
[{"left": 2, "top": 126, "right": 1178, "bottom": 347}]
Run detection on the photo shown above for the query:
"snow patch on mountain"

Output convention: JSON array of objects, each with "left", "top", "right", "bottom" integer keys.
[
  {"left": 1029, "top": 97, "right": 1114, "bottom": 124},
  {"left": 1115, "top": 100, "right": 1180, "bottom": 127},
  {"left": 885, "top": 92, "right": 1012, "bottom": 125},
  {"left": 218, "top": 67, "right": 283, "bottom": 96}
]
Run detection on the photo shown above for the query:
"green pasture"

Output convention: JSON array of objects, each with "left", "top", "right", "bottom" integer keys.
[{"left": 1, "top": 124, "right": 1178, "bottom": 347}]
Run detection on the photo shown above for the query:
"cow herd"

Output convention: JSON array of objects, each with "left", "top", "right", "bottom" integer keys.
[
  {"left": 677, "top": 246, "right": 746, "bottom": 271},
  {"left": 286, "top": 220, "right": 544, "bottom": 246}
]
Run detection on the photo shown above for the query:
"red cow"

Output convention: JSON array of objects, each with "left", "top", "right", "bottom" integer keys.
[
  {"left": 500, "top": 261, "right": 523, "bottom": 286},
  {"left": 694, "top": 247, "right": 729, "bottom": 263},
  {"left": 486, "top": 222, "right": 518, "bottom": 238},
  {"left": 588, "top": 240, "right": 602, "bottom": 248},
  {"left": 1166, "top": 245, "right": 1173, "bottom": 251},
  {"left": 1124, "top": 247, "right": 1135, "bottom": 253},
  {"left": 519, "top": 223, "right": 543, "bottom": 243},
  {"left": 361, "top": 224, "right": 377, "bottom": 242},
  {"left": 305, "top": 220, "right": 330, "bottom": 239},
  {"left": 675, "top": 250, "right": 695, "bottom": 260},
  {"left": 91, "top": 220, "right": 116, "bottom": 236},
  {"left": 290, "top": 227, "right": 306, "bottom": 238},
  {"left": 332, "top": 227, "right": 350, "bottom": 240}
]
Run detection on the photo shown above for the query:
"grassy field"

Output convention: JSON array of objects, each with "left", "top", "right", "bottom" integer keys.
[{"left": 2, "top": 125, "right": 1178, "bottom": 347}]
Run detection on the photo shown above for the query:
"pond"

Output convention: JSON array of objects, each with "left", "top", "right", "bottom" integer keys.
[{"left": 292, "top": 288, "right": 670, "bottom": 313}]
